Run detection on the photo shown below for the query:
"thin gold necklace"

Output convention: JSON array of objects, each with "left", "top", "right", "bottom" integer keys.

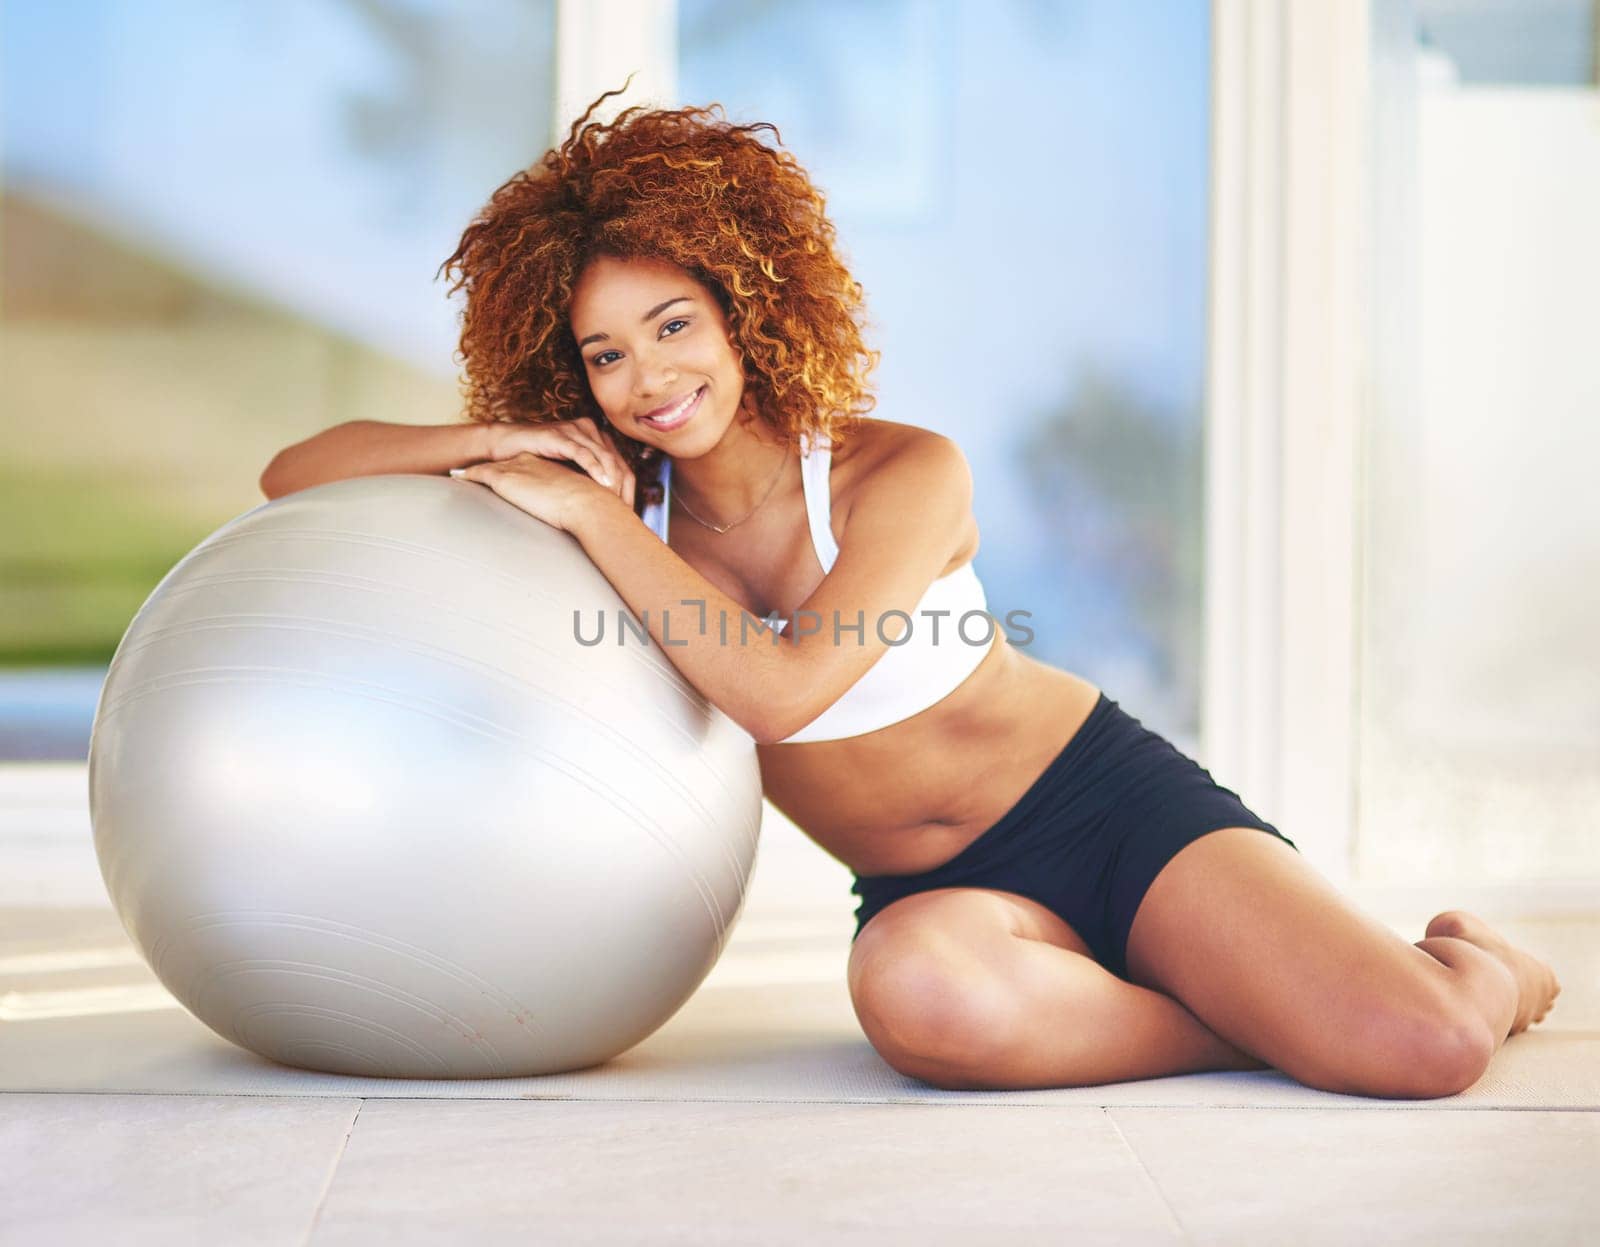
[{"left": 670, "top": 445, "right": 792, "bottom": 534}]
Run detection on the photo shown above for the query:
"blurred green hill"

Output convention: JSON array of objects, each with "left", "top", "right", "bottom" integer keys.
[{"left": 0, "top": 191, "right": 462, "bottom": 665}]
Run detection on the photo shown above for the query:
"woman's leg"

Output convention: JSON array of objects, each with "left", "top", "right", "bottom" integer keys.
[
  {"left": 1121, "top": 828, "right": 1562, "bottom": 1099},
  {"left": 848, "top": 887, "right": 1270, "bottom": 1091}
]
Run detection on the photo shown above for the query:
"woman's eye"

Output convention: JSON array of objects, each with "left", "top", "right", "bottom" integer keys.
[{"left": 589, "top": 319, "right": 688, "bottom": 368}]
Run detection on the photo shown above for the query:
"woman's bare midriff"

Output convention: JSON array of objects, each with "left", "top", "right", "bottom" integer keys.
[
  {"left": 757, "top": 639, "right": 1101, "bottom": 877},
  {"left": 665, "top": 415, "right": 1102, "bottom": 879}
]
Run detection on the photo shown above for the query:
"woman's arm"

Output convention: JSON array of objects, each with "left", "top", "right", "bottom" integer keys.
[
  {"left": 565, "top": 493, "right": 794, "bottom": 742},
  {"left": 259, "top": 420, "right": 495, "bottom": 500},
  {"left": 566, "top": 429, "right": 972, "bottom": 744}
]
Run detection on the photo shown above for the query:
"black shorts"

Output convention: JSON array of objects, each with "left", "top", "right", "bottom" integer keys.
[{"left": 850, "top": 692, "right": 1298, "bottom": 981}]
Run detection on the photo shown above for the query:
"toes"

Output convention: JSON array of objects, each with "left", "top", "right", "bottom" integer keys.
[{"left": 1425, "top": 910, "right": 1471, "bottom": 940}]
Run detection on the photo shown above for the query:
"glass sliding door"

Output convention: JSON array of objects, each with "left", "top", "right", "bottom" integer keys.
[
  {"left": 1357, "top": 0, "right": 1600, "bottom": 884},
  {"left": 677, "top": 0, "right": 1214, "bottom": 747},
  {"left": 0, "top": 0, "right": 558, "bottom": 760}
]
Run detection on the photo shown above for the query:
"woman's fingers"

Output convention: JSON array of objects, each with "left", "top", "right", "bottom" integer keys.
[
  {"left": 488, "top": 418, "right": 635, "bottom": 501},
  {"left": 571, "top": 442, "right": 614, "bottom": 487},
  {"left": 536, "top": 429, "right": 614, "bottom": 488},
  {"left": 525, "top": 421, "right": 621, "bottom": 492},
  {"left": 598, "top": 430, "right": 636, "bottom": 506},
  {"left": 565, "top": 418, "right": 631, "bottom": 492},
  {"left": 572, "top": 423, "right": 638, "bottom": 504}
]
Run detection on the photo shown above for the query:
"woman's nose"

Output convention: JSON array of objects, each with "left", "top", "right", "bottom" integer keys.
[{"left": 634, "top": 357, "right": 678, "bottom": 397}]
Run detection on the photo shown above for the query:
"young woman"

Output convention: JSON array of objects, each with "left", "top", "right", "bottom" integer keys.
[{"left": 261, "top": 89, "right": 1559, "bottom": 1097}]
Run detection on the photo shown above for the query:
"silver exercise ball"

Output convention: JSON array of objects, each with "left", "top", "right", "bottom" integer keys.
[{"left": 88, "top": 474, "right": 762, "bottom": 1078}]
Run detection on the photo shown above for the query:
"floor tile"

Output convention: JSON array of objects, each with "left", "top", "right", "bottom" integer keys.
[
  {"left": 309, "top": 1100, "right": 1185, "bottom": 1246},
  {"left": 1111, "top": 1106, "right": 1599, "bottom": 1245},
  {"left": 0, "top": 1092, "right": 361, "bottom": 1247}
]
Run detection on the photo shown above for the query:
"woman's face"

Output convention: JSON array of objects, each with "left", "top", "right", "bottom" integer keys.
[{"left": 569, "top": 254, "right": 749, "bottom": 456}]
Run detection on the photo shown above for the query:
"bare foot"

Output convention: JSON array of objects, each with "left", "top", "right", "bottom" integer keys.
[{"left": 1425, "top": 910, "right": 1562, "bottom": 1036}]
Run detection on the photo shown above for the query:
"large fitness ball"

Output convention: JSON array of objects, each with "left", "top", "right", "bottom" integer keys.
[{"left": 88, "top": 474, "right": 762, "bottom": 1078}]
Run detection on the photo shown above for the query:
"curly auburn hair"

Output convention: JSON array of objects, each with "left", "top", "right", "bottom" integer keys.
[{"left": 437, "top": 82, "right": 881, "bottom": 514}]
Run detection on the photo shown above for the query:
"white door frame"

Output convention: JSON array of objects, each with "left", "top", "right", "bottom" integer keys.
[
  {"left": 553, "top": 0, "right": 679, "bottom": 144},
  {"left": 1203, "top": 0, "right": 1369, "bottom": 889}
]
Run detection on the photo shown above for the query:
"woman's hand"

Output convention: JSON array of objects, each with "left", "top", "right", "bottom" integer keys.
[
  {"left": 482, "top": 417, "right": 636, "bottom": 510},
  {"left": 450, "top": 452, "right": 626, "bottom": 533}
]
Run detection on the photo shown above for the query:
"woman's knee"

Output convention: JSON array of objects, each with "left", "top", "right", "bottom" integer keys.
[
  {"left": 1384, "top": 1014, "right": 1494, "bottom": 1099},
  {"left": 851, "top": 950, "right": 1022, "bottom": 1083},
  {"left": 1301, "top": 1007, "right": 1492, "bottom": 1100},
  {"left": 848, "top": 904, "right": 1023, "bottom": 1078}
]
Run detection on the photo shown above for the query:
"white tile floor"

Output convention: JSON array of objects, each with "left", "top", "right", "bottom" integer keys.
[
  {"left": 3, "top": 764, "right": 1596, "bottom": 1245},
  {"left": 7, "top": 1093, "right": 1598, "bottom": 1244}
]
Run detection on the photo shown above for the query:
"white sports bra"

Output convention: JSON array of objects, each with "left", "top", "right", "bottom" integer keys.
[{"left": 639, "top": 431, "right": 998, "bottom": 743}]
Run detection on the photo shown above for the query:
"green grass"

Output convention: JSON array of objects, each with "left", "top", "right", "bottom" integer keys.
[{"left": 0, "top": 468, "right": 222, "bottom": 666}]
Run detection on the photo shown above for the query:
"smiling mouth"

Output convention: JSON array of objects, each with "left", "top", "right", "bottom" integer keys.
[{"left": 640, "top": 385, "right": 705, "bottom": 429}]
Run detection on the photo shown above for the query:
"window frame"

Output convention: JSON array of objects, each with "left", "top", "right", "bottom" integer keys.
[{"left": 1203, "top": 0, "right": 1368, "bottom": 889}]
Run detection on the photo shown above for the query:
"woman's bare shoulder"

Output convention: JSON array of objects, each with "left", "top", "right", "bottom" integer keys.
[
  {"left": 834, "top": 416, "right": 959, "bottom": 476},
  {"left": 830, "top": 418, "right": 977, "bottom": 566}
]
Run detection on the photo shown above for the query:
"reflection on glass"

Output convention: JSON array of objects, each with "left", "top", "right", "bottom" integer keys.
[
  {"left": 1416, "top": 0, "right": 1596, "bottom": 86},
  {"left": 1358, "top": 5, "right": 1600, "bottom": 882},
  {"left": 679, "top": 0, "right": 1212, "bottom": 745},
  {"left": 0, "top": 1, "right": 557, "bottom": 759}
]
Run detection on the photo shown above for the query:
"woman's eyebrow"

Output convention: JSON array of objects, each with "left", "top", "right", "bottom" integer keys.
[{"left": 577, "top": 296, "right": 694, "bottom": 348}]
